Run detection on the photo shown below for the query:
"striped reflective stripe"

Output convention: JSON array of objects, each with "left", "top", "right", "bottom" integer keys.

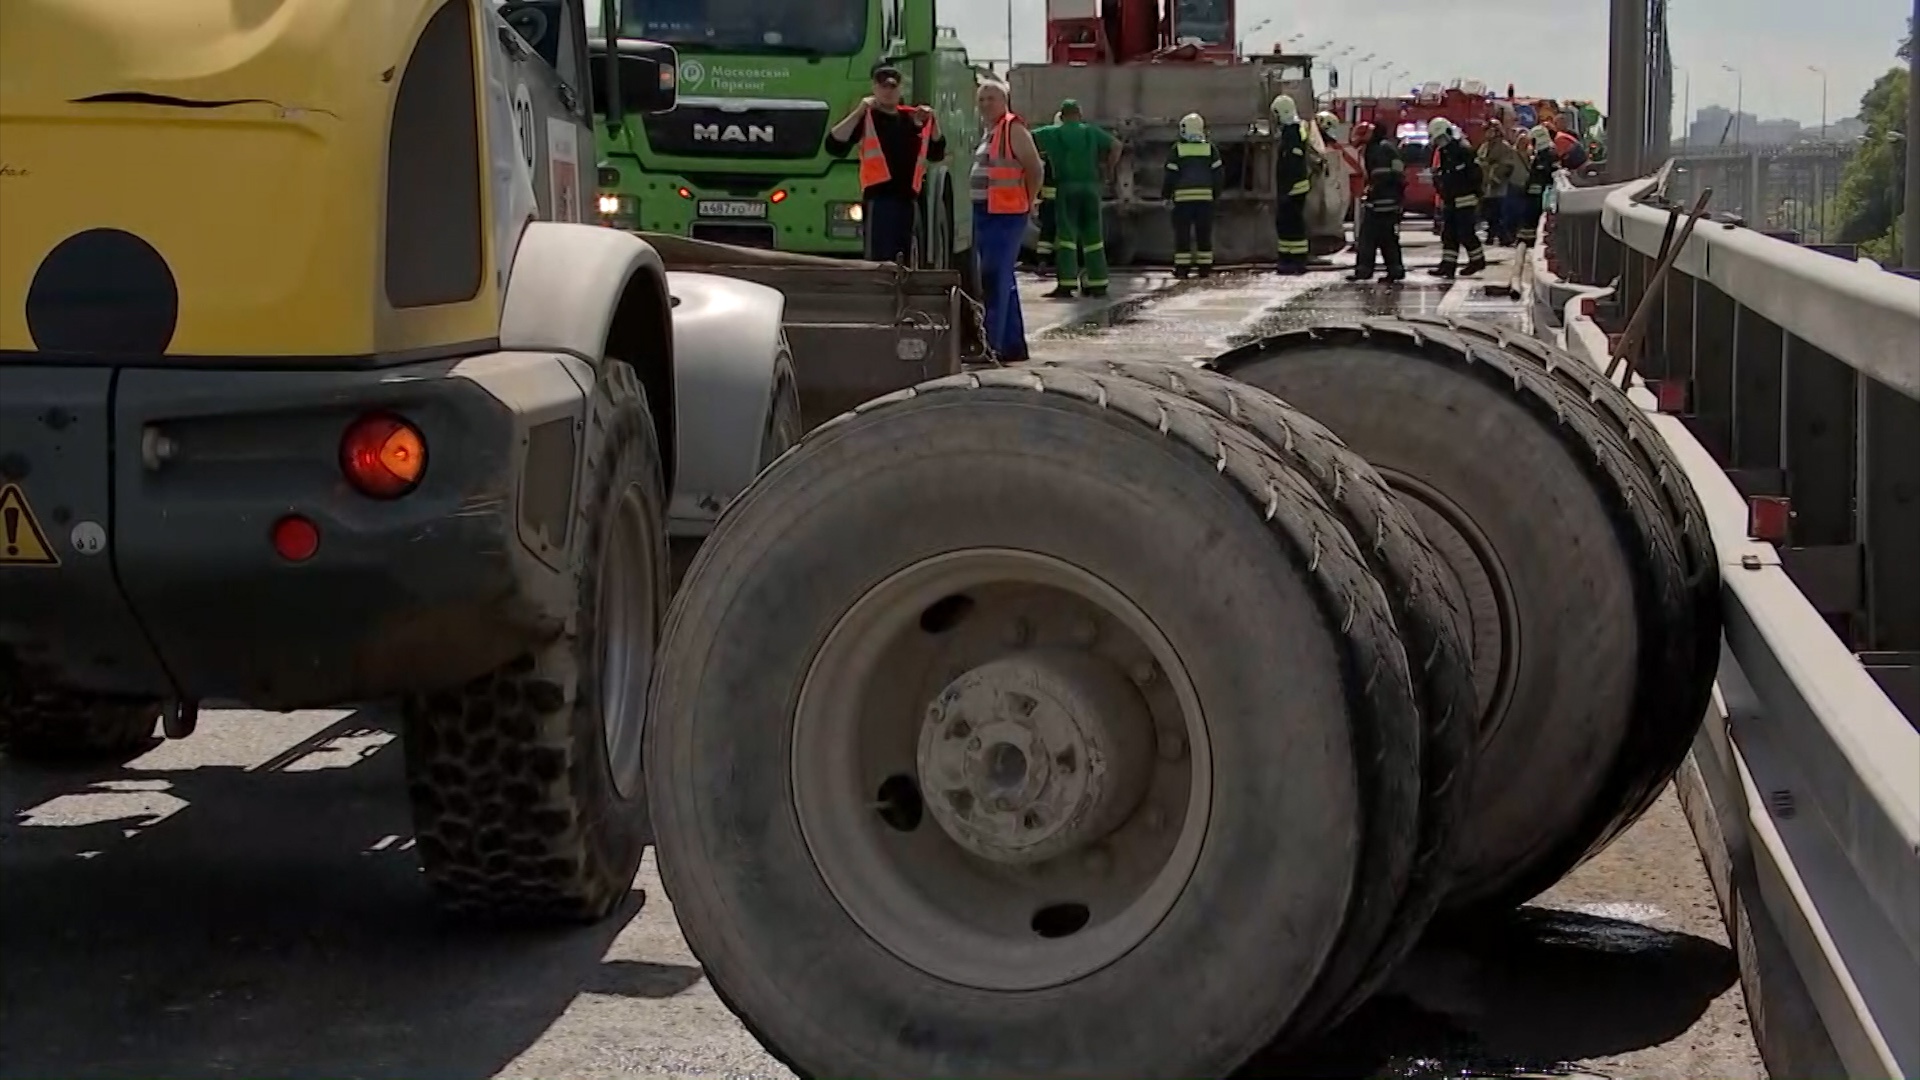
[
  {"left": 1040, "top": 186, "right": 1057, "bottom": 199},
  {"left": 1195, "top": 251, "right": 1214, "bottom": 263},
  {"left": 1276, "top": 239, "right": 1310, "bottom": 254},
  {"left": 1288, "top": 180, "right": 1311, "bottom": 196},
  {"left": 1172, "top": 189, "right": 1213, "bottom": 201},
  {"left": 1173, "top": 252, "right": 1193, "bottom": 264},
  {"left": 1082, "top": 242, "right": 1105, "bottom": 253},
  {"left": 1451, "top": 195, "right": 1480, "bottom": 207}
]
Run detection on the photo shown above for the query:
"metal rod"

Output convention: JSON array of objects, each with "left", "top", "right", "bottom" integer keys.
[
  {"left": 1906, "top": 0, "right": 1919, "bottom": 266},
  {"left": 1606, "top": 187, "right": 1713, "bottom": 382}
]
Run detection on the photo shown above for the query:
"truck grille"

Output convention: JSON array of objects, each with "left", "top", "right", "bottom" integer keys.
[{"left": 643, "top": 101, "right": 829, "bottom": 159}]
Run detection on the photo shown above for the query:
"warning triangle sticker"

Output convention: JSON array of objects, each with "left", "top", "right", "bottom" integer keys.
[{"left": 0, "top": 484, "right": 59, "bottom": 566}]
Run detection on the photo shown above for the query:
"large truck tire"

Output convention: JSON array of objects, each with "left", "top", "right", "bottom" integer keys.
[
  {"left": 1034, "top": 355, "right": 1477, "bottom": 1033},
  {"left": 1394, "top": 315, "right": 1721, "bottom": 869},
  {"left": 402, "top": 359, "right": 668, "bottom": 923},
  {"left": 1211, "top": 319, "right": 1702, "bottom": 914},
  {"left": 647, "top": 366, "right": 1423, "bottom": 1076},
  {"left": 0, "top": 670, "right": 159, "bottom": 763}
]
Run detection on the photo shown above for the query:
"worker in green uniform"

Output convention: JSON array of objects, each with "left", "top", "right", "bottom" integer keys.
[
  {"left": 1032, "top": 99, "right": 1122, "bottom": 298},
  {"left": 1028, "top": 110, "right": 1062, "bottom": 273}
]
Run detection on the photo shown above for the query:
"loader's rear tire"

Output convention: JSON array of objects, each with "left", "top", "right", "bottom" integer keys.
[
  {"left": 1391, "top": 316, "right": 1721, "bottom": 874},
  {"left": 1038, "top": 356, "right": 1478, "bottom": 1033},
  {"left": 0, "top": 675, "right": 159, "bottom": 763},
  {"left": 402, "top": 359, "right": 668, "bottom": 923},
  {"left": 1212, "top": 319, "right": 1700, "bottom": 913},
  {"left": 648, "top": 367, "right": 1423, "bottom": 1076}
]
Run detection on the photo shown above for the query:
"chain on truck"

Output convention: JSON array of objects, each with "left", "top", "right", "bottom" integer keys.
[{"left": 2, "top": 0, "right": 1727, "bottom": 1075}]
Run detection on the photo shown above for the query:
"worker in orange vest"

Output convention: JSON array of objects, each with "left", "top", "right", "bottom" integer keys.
[
  {"left": 825, "top": 64, "right": 948, "bottom": 263},
  {"left": 971, "top": 81, "right": 1045, "bottom": 359}
]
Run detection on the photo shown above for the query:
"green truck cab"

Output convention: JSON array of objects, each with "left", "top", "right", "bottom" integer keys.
[{"left": 589, "top": 0, "right": 981, "bottom": 266}]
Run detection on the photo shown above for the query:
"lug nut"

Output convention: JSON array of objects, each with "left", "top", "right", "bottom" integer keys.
[
  {"left": 946, "top": 789, "right": 975, "bottom": 815},
  {"left": 949, "top": 718, "right": 972, "bottom": 739},
  {"left": 967, "top": 736, "right": 982, "bottom": 751}
]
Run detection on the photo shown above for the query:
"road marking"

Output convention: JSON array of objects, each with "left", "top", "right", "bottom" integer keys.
[{"left": 0, "top": 484, "right": 58, "bottom": 566}]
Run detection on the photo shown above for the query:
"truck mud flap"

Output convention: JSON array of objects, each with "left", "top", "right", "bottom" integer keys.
[
  {"left": 0, "top": 366, "right": 174, "bottom": 697},
  {"left": 642, "top": 232, "right": 985, "bottom": 429}
]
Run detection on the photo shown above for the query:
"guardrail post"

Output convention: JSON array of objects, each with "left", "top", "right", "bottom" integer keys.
[
  {"left": 1861, "top": 379, "right": 1920, "bottom": 653},
  {"left": 1662, "top": 262, "right": 1696, "bottom": 394},
  {"left": 1781, "top": 335, "right": 1861, "bottom": 635},
  {"left": 1695, "top": 284, "right": 1745, "bottom": 464}
]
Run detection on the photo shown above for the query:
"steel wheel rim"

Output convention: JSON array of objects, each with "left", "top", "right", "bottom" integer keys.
[
  {"left": 598, "top": 481, "right": 655, "bottom": 800},
  {"left": 792, "top": 548, "right": 1213, "bottom": 992},
  {"left": 1378, "top": 468, "right": 1519, "bottom": 737}
]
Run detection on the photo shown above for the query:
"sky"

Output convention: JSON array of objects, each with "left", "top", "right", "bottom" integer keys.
[{"left": 944, "top": 0, "right": 1913, "bottom": 127}]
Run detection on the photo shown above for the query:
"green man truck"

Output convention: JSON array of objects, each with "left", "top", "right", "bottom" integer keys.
[{"left": 588, "top": 0, "right": 982, "bottom": 267}]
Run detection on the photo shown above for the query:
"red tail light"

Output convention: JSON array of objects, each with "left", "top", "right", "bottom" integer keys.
[
  {"left": 271, "top": 515, "right": 320, "bottom": 562},
  {"left": 340, "top": 413, "right": 427, "bottom": 499}
]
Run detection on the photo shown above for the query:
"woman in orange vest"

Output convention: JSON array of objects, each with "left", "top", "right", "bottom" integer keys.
[
  {"left": 970, "top": 81, "right": 1044, "bottom": 360},
  {"left": 825, "top": 64, "right": 948, "bottom": 263}
]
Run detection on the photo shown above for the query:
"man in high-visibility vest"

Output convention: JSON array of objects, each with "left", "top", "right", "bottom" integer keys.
[
  {"left": 1032, "top": 99, "right": 1121, "bottom": 298},
  {"left": 1162, "top": 112, "right": 1222, "bottom": 278},
  {"left": 824, "top": 64, "right": 947, "bottom": 263},
  {"left": 1270, "top": 95, "right": 1311, "bottom": 274},
  {"left": 971, "top": 81, "right": 1045, "bottom": 359}
]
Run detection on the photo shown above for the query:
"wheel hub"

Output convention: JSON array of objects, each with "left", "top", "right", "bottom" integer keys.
[{"left": 918, "top": 650, "right": 1153, "bottom": 865}]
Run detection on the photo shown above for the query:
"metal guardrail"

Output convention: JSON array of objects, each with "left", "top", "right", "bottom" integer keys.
[{"left": 1542, "top": 170, "right": 1920, "bottom": 1079}]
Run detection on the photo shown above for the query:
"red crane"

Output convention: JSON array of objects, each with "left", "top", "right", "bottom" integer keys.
[{"left": 1044, "top": 0, "right": 1242, "bottom": 66}]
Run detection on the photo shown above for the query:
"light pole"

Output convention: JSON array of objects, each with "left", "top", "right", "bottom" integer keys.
[
  {"left": 1808, "top": 65, "right": 1827, "bottom": 141},
  {"left": 1672, "top": 65, "right": 1690, "bottom": 146},
  {"left": 1721, "top": 62, "right": 1742, "bottom": 148}
]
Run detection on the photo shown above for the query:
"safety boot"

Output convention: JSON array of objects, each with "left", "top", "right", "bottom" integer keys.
[{"left": 1044, "top": 286, "right": 1077, "bottom": 299}]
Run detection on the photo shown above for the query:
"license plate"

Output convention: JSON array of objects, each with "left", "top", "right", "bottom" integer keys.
[{"left": 697, "top": 199, "right": 767, "bottom": 218}]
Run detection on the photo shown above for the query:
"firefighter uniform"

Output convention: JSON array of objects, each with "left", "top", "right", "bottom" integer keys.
[
  {"left": 1518, "top": 125, "right": 1557, "bottom": 246},
  {"left": 1429, "top": 119, "right": 1487, "bottom": 278},
  {"left": 1271, "top": 95, "right": 1311, "bottom": 274},
  {"left": 1347, "top": 122, "right": 1406, "bottom": 282},
  {"left": 1031, "top": 111, "right": 1062, "bottom": 270},
  {"left": 1163, "top": 113, "right": 1222, "bottom": 277},
  {"left": 1033, "top": 99, "right": 1118, "bottom": 297}
]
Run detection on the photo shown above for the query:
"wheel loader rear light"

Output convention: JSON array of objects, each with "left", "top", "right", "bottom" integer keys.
[
  {"left": 340, "top": 413, "right": 427, "bottom": 499},
  {"left": 271, "top": 515, "right": 320, "bottom": 562},
  {"left": 770, "top": 189, "right": 788, "bottom": 203}
]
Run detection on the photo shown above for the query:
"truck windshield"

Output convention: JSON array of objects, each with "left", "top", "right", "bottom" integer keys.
[
  {"left": 1172, "top": 0, "right": 1228, "bottom": 45},
  {"left": 590, "top": 0, "right": 867, "bottom": 55}
]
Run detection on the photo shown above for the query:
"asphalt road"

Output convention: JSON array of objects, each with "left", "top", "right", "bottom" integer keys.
[{"left": 0, "top": 256, "right": 1763, "bottom": 1080}]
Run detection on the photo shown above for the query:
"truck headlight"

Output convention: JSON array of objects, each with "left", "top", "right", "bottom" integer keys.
[
  {"left": 827, "top": 201, "right": 863, "bottom": 238},
  {"left": 598, "top": 193, "right": 639, "bottom": 230}
]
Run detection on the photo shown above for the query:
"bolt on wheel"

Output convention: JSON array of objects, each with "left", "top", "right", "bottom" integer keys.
[{"left": 792, "top": 548, "right": 1212, "bottom": 992}]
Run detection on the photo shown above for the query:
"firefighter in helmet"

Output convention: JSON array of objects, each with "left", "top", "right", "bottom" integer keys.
[
  {"left": 1347, "top": 120, "right": 1407, "bottom": 283},
  {"left": 1163, "top": 112, "right": 1223, "bottom": 278},
  {"left": 1517, "top": 124, "right": 1558, "bottom": 247},
  {"left": 1428, "top": 117, "right": 1487, "bottom": 279},
  {"left": 1270, "top": 94, "right": 1311, "bottom": 274}
]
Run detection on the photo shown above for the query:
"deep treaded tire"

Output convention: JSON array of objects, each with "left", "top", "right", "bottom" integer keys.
[
  {"left": 1036, "top": 355, "right": 1478, "bottom": 1033},
  {"left": 648, "top": 365, "right": 1422, "bottom": 1077},
  {"left": 1394, "top": 314, "right": 1722, "bottom": 850},
  {"left": 1212, "top": 318, "right": 1705, "bottom": 913},
  {"left": 402, "top": 359, "right": 668, "bottom": 923},
  {"left": 0, "top": 668, "right": 158, "bottom": 763}
]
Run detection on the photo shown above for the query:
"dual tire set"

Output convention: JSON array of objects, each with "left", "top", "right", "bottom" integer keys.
[{"left": 647, "top": 316, "right": 1722, "bottom": 1076}]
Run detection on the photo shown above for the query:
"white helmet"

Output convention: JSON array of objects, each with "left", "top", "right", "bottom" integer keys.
[
  {"left": 1178, "top": 112, "right": 1206, "bottom": 139},
  {"left": 1270, "top": 95, "right": 1299, "bottom": 123},
  {"left": 1427, "top": 117, "right": 1451, "bottom": 141}
]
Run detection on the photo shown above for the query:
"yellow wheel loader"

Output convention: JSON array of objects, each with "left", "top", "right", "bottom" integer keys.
[{"left": 0, "top": 0, "right": 972, "bottom": 922}]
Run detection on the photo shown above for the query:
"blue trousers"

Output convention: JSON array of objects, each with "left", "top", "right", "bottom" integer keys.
[{"left": 973, "top": 205, "right": 1029, "bottom": 360}]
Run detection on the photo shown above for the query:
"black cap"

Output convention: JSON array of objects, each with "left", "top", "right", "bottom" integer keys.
[{"left": 871, "top": 64, "right": 902, "bottom": 86}]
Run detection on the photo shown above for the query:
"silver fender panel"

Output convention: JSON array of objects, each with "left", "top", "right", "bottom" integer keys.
[
  {"left": 499, "top": 221, "right": 669, "bottom": 362},
  {"left": 665, "top": 270, "right": 791, "bottom": 539}
]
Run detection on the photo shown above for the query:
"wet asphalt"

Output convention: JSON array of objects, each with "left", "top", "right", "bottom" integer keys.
[{"left": 0, "top": 244, "right": 1763, "bottom": 1080}]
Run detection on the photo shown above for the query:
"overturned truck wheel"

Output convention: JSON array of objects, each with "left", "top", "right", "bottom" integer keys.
[
  {"left": 402, "top": 359, "right": 669, "bottom": 923},
  {"left": 1211, "top": 319, "right": 1715, "bottom": 913},
  {"left": 648, "top": 367, "right": 1424, "bottom": 1077},
  {"left": 1036, "top": 356, "right": 1479, "bottom": 1035}
]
